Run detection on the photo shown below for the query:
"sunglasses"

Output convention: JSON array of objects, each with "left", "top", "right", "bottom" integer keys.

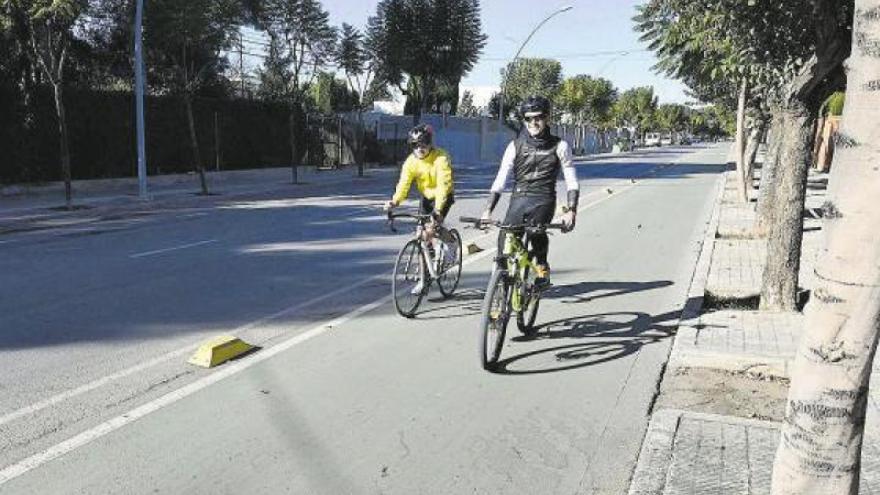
[{"left": 523, "top": 115, "right": 547, "bottom": 123}]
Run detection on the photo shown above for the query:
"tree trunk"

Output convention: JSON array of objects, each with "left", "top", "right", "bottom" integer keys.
[
  {"left": 734, "top": 78, "right": 750, "bottom": 203},
  {"left": 356, "top": 110, "right": 364, "bottom": 177},
  {"left": 289, "top": 108, "right": 299, "bottom": 184},
  {"left": 759, "top": 101, "right": 814, "bottom": 311},
  {"left": 184, "top": 95, "right": 208, "bottom": 195},
  {"left": 409, "top": 77, "right": 423, "bottom": 125},
  {"left": 755, "top": 113, "right": 786, "bottom": 236},
  {"left": 744, "top": 123, "right": 766, "bottom": 192},
  {"left": 771, "top": 4, "right": 880, "bottom": 492},
  {"left": 52, "top": 82, "right": 73, "bottom": 209}
]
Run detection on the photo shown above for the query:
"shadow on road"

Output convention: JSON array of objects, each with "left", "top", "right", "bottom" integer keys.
[
  {"left": 492, "top": 308, "right": 680, "bottom": 375},
  {"left": 543, "top": 280, "right": 673, "bottom": 304}
]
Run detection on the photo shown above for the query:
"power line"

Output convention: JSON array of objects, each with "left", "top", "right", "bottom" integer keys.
[
  {"left": 231, "top": 48, "right": 340, "bottom": 70},
  {"left": 480, "top": 48, "right": 651, "bottom": 62}
]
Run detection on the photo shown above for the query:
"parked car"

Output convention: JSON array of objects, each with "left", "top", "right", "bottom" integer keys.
[
  {"left": 644, "top": 132, "right": 661, "bottom": 147},
  {"left": 660, "top": 134, "right": 673, "bottom": 146}
]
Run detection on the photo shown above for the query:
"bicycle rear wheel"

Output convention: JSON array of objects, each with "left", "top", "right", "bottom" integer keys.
[
  {"left": 392, "top": 240, "right": 426, "bottom": 318},
  {"left": 437, "top": 228, "right": 463, "bottom": 298},
  {"left": 516, "top": 265, "right": 541, "bottom": 336},
  {"left": 479, "top": 268, "right": 510, "bottom": 370}
]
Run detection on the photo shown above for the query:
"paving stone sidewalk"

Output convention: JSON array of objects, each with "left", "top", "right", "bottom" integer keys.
[{"left": 629, "top": 166, "right": 880, "bottom": 494}]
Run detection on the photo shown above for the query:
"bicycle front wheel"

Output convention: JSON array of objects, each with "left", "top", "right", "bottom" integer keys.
[
  {"left": 437, "top": 228, "right": 463, "bottom": 298},
  {"left": 392, "top": 239, "right": 426, "bottom": 318},
  {"left": 479, "top": 268, "right": 510, "bottom": 370}
]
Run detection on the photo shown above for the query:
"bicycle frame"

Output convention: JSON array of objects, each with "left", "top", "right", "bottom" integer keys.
[
  {"left": 388, "top": 212, "right": 449, "bottom": 281},
  {"left": 499, "top": 232, "right": 541, "bottom": 312},
  {"left": 417, "top": 223, "right": 442, "bottom": 280}
]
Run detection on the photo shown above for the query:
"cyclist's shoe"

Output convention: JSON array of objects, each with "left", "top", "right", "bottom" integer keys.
[
  {"left": 534, "top": 264, "right": 551, "bottom": 289},
  {"left": 411, "top": 278, "right": 425, "bottom": 295}
]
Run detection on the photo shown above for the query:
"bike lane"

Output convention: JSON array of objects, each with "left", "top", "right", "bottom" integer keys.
[{"left": 0, "top": 146, "right": 729, "bottom": 494}]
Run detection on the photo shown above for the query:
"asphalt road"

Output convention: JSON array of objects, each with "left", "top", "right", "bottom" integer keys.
[{"left": 0, "top": 144, "right": 728, "bottom": 494}]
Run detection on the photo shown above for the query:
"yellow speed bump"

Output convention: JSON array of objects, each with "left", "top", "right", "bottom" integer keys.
[{"left": 188, "top": 335, "right": 255, "bottom": 368}]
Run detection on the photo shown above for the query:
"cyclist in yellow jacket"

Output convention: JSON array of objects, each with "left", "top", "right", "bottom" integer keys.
[{"left": 383, "top": 124, "right": 455, "bottom": 241}]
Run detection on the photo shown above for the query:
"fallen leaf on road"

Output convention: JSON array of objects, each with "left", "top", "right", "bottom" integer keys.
[{"left": 467, "top": 242, "right": 483, "bottom": 255}]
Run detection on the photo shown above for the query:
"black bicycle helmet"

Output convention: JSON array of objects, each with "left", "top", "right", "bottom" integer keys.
[
  {"left": 519, "top": 95, "right": 551, "bottom": 117},
  {"left": 408, "top": 124, "right": 434, "bottom": 146}
]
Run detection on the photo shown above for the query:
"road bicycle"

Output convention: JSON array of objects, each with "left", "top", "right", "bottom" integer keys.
[
  {"left": 461, "top": 216, "right": 565, "bottom": 371},
  {"left": 387, "top": 211, "right": 463, "bottom": 318}
]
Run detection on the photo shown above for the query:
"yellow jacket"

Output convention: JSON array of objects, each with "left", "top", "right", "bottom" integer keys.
[{"left": 392, "top": 147, "right": 454, "bottom": 211}]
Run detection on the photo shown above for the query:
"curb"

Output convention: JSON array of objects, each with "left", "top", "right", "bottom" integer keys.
[
  {"left": 627, "top": 408, "right": 780, "bottom": 495},
  {"left": 0, "top": 168, "right": 400, "bottom": 236},
  {"left": 0, "top": 164, "right": 396, "bottom": 198},
  {"left": 678, "top": 171, "right": 727, "bottom": 327},
  {"left": 627, "top": 170, "right": 727, "bottom": 494}
]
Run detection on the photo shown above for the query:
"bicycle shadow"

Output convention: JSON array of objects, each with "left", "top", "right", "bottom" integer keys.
[
  {"left": 493, "top": 309, "right": 680, "bottom": 375},
  {"left": 416, "top": 288, "right": 486, "bottom": 320},
  {"left": 542, "top": 280, "right": 673, "bottom": 304}
]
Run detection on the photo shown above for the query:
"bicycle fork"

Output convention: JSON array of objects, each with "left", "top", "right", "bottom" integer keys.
[{"left": 420, "top": 240, "right": 443, "bottom": 280}]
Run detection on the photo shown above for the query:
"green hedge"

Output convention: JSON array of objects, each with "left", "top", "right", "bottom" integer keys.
[{"left": 0, "top": 86, "right": 325, "bottom": 184}]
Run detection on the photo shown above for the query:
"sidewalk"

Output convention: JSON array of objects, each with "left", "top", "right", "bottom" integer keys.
[
  {"left": 628, "top": 164, "right": 880, "bottom": 494},
  {"left": 0, "top": 164, "right": 402, "bottom": 236},
  {"left": 0, "top": 146, "right": 627, "bottom": 237}
]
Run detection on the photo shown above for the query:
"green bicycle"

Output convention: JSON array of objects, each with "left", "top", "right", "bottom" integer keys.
[{"left": 460, "top": 216, "right": 565, "bottom": 370}]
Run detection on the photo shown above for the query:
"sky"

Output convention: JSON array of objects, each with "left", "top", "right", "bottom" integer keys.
[{"left": 278, "top": 0, "right": 691, "bottom": 107}]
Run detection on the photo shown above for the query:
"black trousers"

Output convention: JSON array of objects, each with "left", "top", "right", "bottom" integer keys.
[
  {"left": 420, "top": 192, "right": 455, "bottom": 219},
  {"left": 497, "top": 193, "right": 555, "bottom": 266}
]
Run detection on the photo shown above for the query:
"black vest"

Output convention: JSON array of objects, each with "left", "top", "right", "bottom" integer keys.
[{"left": 512, "top": 134, "right": 562, "bottom": 196}]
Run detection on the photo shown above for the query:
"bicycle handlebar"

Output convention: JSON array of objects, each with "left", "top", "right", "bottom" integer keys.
[
  {"left": 458, "top": 216, "right": 566, "bottom": 231},
  {"left": 385, "top": 209, "right": 435, "bottom": 233},
  {"left": 387, "top": 211, "right": 434, "bottom": 221}
]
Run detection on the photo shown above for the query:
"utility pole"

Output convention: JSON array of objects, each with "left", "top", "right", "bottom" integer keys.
[{"left": 134, "top": 0, "right": 148, "bottom": 199}]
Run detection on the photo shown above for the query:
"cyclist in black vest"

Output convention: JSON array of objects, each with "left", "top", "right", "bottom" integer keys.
[{"left": 480, "top": 95, "right": 579, "bottom": 287}]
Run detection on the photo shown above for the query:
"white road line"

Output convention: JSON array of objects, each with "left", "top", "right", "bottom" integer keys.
[
  {"left": 0, "top": 165, "right": 668, "bottom": 485},
  {"left": 129, "top": 239, "right": 218, "bottom": 258},
  {"left": 0, "top": 295, "right": 391, "bottom": 486},
  {"left": 0, "top": 226, "right": 517, "bottom": 485},
  {"left": 0, "top": 270, "right": 393, "bottom": 428},
  {"left": 0, "top": 162, "right": 650, "bottom": 429}
]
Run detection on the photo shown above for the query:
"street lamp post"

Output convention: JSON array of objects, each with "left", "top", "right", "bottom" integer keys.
[
  {"left": 135, "top": 0, "right": 148, "bottom": 199},
  {"left": 499, "top": 5, "right": 573, "bottom": 121}
]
